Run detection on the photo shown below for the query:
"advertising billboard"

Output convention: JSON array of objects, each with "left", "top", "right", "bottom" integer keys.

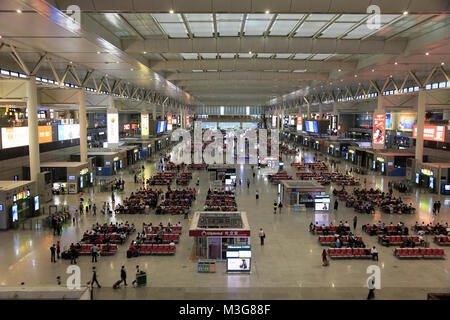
[
  {"left": 272, "top": 115, "right": 277, "bottom": 128},
  {"left": 219, "top": 122, "right": 241, "bottom": 130},
  {"left": 141, "top": 113, "right": 149, "bottom": 136},
  {"left": 372, "top": 113, "right": 386, "bottom": 149},
  {"left": 1, "top": 127, "right": 29, "bottom": 148},
  {"left": 58, "top": 124, "right": 80, "bottom": 141},
  {"left": 157, "top": 121, "right": 167, "bottom": 133},
  {"left": 38, "top": 126, "right": 52, "bottom": 143},
  {"left": 185, "top": 115, "right": 190, "bottom": 128},
  {"left": 413, "top": 125, "right": 445, "bottom": 142},
  {"left": 296, "top": 115, "right": 303, "bottom": 131},
  {"left": 107, "top": 112, "right": 119, "bottom": 144},
  {"left": 242, "top": 122, "right": 258, "bottom": 130},
  {"left": 398, "top": 113, "right": 416, "bottom": 131},
  {"left": 305, "top": 121, "right": 318, "bottom": 133},
  {"left": 167, "top": 115, "right": 173, "bottom": 131},
  {"left": 385, "top": 113, "right": 392, "bottom": 130},
  {"left": 201, "top": 122, "right": 218, "bottom": 129}
]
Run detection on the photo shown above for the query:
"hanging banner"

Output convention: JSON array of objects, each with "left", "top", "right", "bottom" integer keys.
[
  {"left": 107, "top": 112, "right": 119, "bottom": 144},
  {"left": 296, "top": 115, "right": 303, "bottom": 131},
  {"left": 413, "top": 125, "right": 445, "bottom": 142},
  {"left": 185, "top": 115, "right": 190, "bottom": 128},
  {"left": 141, "top": 113, "right": 149, "bottom": 136},
  {"left": 372, "top": 113, "right": 385, "bottom": 149},
  {"left": 167, "top": 115, "right": 173, "bottom": 131},
  {"left": 272, "top": 115, "right": 277, "bottom": 128}
]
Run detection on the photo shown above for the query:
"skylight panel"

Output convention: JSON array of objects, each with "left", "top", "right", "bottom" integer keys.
[
  {"left": 319, "top": 22, "right": 354, "bottom": 37},
  {"left": 294, "top": 21, "right": 327, "bottom": 37},
  {"left": 218, "top": 21, "right": 242, "bottom": 36},
  {"left": 152, "top": 13, "right": 183, "bottom": 23},
  {"left": 270, "top": 20, "right": 299, "bottom": 35},
  {"left": 244, "top": 20, "right": 271, "bottom": 35},
  {"left": 184, "top": 14, "right": 213, "bottom": 21}
]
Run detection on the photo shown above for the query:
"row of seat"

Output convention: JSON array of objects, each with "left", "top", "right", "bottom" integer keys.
[
  {"left": 79, "top": 244, "right": 118, "bottom": 255},
  {"left": 144, "top": 226, "right": 182, "bottom": 233},
  {"left": 138, "top": 244, "right": 176, "bottom": 255},
  {"left": 394, "top": 248, "right": 445, "bottom": 259},
  {"left": 327, "top": 248, "right": 372, "bottom": 259},
  {"left": 434, "top": 236, "right": 450, "bottom": 245},
  {"left": 143, "top": 233, "right": 180, "bottom": 243},
  {"left": 377, "top": 235, "right": 420, "bottom": 245},
  {"left": 319, "top": 236, "right": 362, "bottom": 245},
  {"left": 313, "top": 226, "right": 351, "bottom": 234}
]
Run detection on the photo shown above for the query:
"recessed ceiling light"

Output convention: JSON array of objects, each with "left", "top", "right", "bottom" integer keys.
[
  {"left": 354, "top": 74, "right": 357, "bottom": 78},
  {"left": 130, "top": 68, "right": 134, "bottom": 71},
  {"left": 340, "top": 79, "right": 343, "bottom": 82},
  {"left": 265, "top": 10, "right": 270, "bottom": 14},
  {"left": 143, "top": 51, "right": 147, "bottom": 54},
  {"left": 0, "top": 35, "right": 2, "bottom": 39},
  {"left": 97, "top": 51, "right": 100, "bottom": 54},
  {"left": 403, "top": 11, "right": 408, "bottom": 15},
  {"left": 390, "top": 75, "right": 393, "bottom": 78},
  {"left": 338, "top": 69, "right": 342, "bottom": 72},
  {"left": 16, "top": 9, "right": 22, "bottom": 13},
  {"left": 425, "top": 52, "right": 429, "bottom": 56},
  {"left": 248, "top": 51, "right": 252, "bottom": 54},
  {"left": 69, "top": 61, "right": 73, "bottom": 64},
  {"left": 441, "top": 62, "right": 445, "bottom": 65},
  {"left": 116, "top": 61, "right": 119, "bottom": 64},
  {"left": 169, "top": 10, "right": 174, "bottom": 14},
  {"left": 394, "top": 62, "right": 398, "bottom": 65},
  {"left": 372, "top": 69, "right": 375, "bottom": 72}
]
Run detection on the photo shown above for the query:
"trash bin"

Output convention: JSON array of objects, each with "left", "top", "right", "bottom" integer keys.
[{"left": 135, "top": 273, "right": 147, "bottom": 287}]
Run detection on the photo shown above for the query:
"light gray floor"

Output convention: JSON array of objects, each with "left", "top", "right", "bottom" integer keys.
[{"left": 0, "top": 143, "right": 449, "bottom": 300}]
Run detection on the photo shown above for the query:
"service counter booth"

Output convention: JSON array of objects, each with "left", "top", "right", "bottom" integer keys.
[
  {"left": 40, "top": 161, "right": 93, "bottom": 194},
  {"left": 0, "top": 180, "right": 39, "bottom": 230},
  {"left": 370, "top": 151, "right": 414, "bottom": 176},
  {"left": 121, "top": 137, "right": 156, "bottom": 162},
  {"left": 280, "top": 180, "right": 326, "bottom": 209},
  {"left": 72, "top": 151, "right": 119, "bottom": 176},
  {"left": 207, "top": 166, "right": 237, "bottom": 186},
  {"left": 415, "top": 163, "right": 450, "bottom": 194},
  {"left": 189, "top": 211, "right": 250, "bottom": 261}
]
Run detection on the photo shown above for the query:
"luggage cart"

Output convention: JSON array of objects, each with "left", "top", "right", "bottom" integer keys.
[{"left": 134, "top": 272, "right": 147, "bottom": 287}]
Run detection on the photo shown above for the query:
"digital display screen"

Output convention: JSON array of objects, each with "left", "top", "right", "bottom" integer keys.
[
  {"left": 1, "top": 127, "right": 29, "bottom": 148},
  {"left": 416, "top": 173, "right": 419, "bottom": 184},
  {"left": 305, "top": 121, "right": 318, "bottom": 133},
  {"left": 429, "top": 177, "right": 434, "bottom": 189},
  {"left": 444, "top": 184, "right": 450, "bottom": 191},
  {"left": 398, "top": 113, "right": 416, "bottom": 131},
  {"left": 242, "top": 122, "right": 258, "bottom": 130},
  {"left": 68, "top": 176, "right": 76, "bottom": 180},
  {"left": 123, "top": 124, "right": 131, "bottom": 130},
  {"left": 385, "top": 113, "right": 392, "bottom": 129},
  {"left": 219, "top": 122, "right": 241, "bottom": 130},
  {"left": 0, "top": 204, "right": 3, "bottom": 211},
  {"left": 315, "top": 195, "right": 330, "bottom": 211},
  {"left": 58, "top": 124, "right": 80, "bottom": 141},
  {"left": 12, "top": 204, "right": 18, "bottom": 222},
  {"left": 201, "top": 122, "right": 218, "bottom": 129},
  {"left": 227, "top": 258, "right": 251, "bottom": 271},
  {"left": 34, "top": 196, "right": 39, "bottom": 211},
  {"left": 157, "top": 121, "right": 167, "bottom": 133}
]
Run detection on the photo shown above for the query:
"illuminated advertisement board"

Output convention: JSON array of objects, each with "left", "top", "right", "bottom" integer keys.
[
  {"left": 157, "top": 121, "right": 167, "bottom": 133},
  {"left": 167, "top": 115, "right": 173, "bottom": 131},
  {"left": 413, "top": 125, "right": 445, "bottom": 142},
  {"left": 242, "top": 122, "right": 258, "bottom": 130},
  {"left": 201, "top": 122, "right": 218, "bottom": 129},
  {"left": 296, "top": 115, "right": 303, "bottom": 131},
  {"left": 38, "top": 126, "right": 52, "bottom": 143},
  {"left": 141, "top": 113, "right": 149, "bottom": 136},
  {"left": 272, "top": 115, "right": 277, "bottom": 128},
  {"left": 219, "top": 122, "right": 241, "bottom": 130},
  {"left": 385, "top": 113, "right": 392, "bottom": 130},
  {"left": 58, "top": 124, "right": 80, "bottom": 141},
  {"left": 186, "top": 115, "right": 190, "bottom": 128},
  {"left": 372, "top": 113, "right": 385, "bottom": 149},
  {"left": 398, "top": 113, "right": 416, "bottom": 131},
  {"left": 1, "top": 127, "right": 29, "bottom": 148},
  {"left": 107, "top": 113, "right": 119, "bottom": 144},
  {"left": 123, "top": 124, "right": 131, "bottom": 130}
]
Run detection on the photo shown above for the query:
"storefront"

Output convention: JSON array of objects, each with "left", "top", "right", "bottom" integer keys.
[
  {"left": 0, "top": 180, "right": 38, "bottom": 230},
  {"left": 189, "top": 211, "right": 250, "bottom": 261},
  {"left": 280, "top": 180, "right": 326, "bottom": 209},
  {"left": 40, "top": 161, "right": 92, "bottom": 193},
  {"left": 414, "top": 163, "right": 450, "bottom": 194}
]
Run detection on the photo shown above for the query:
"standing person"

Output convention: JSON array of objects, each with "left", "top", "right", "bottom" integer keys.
[
  {"left": 91, "top": 267, "right": 101, "bottom": 288},
  {"left": 353, "top": 216, "right": 358, "bottom": 231},
  {"left": 322, "top": 249, "right": 328, "bottom": 266},
  {"left": 120, "top": 266, "right": 127, "bottom": 286},
  {"left": 273, "top": 201, "right": 278, "bottom": 214},
  {"left": 371, "top": 246, "right": 378, "bottom": 261},
  {"left": 93, "top": 203, "right": 97, "bottom": 216},
  {"left": 91, "top": 244, "right": 98, "bottom": 263},
  {"left": 367, "top": 275, "right": 376, "bottom": 300},
  {"left": 69, "top": 244, "right": 77, "bottom": 264},
  {"left": 50, "top": 244, "right": 56, "bottom": 263},
  {"left": 247, "top": 178, "right": 250, "bottom": 188},
  {"left": 334, "top": 199, "right": 339, "bottom": 211},
  {"left": 56, "top": 241, "right": 61, "bottom": 259},
  {"left": 437, "top": 201, "right": 441, "bottom": 214},
  {"left": 79, "top": 201, "right": 84, "bottom": 214},
  {"left": 111, "top": 191, "right": 115, "bottom": 203},
  {"left": 56, "top": 221, "right": 62, "bottom": 236},
  {"left": 255, "top": 190, "right": 259, "bottom": 200},
  {"left": 88, "top": 199, "right": 92, "bottom": 212},
  {"left": 74, "top": 210, "right": 79, "bottom": 223},
  {"left": 85, "top": 203, "right": 89, "bottom": 214},
  {"left": 259, "top": 228, "right": 265, "bottom": 245},
  {"left": 134, "top": 173, "right": 137, "bottom": 184}
]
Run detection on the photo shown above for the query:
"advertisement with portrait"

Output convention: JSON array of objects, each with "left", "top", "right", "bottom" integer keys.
[
  {"left": 398, "top": 113, "right": 416, "bottom": 131},
  {"left": 372, "top": 114, "right": 386, "bottom": 149},
  {"left": 167, "top": 115, "right": 173, "bottom": 131},
  {"left": 107, "top": 112, "right": 119, "bottom": 144},
  {"left": 141, "top": 113, "right": 149, "bottom": 136}
]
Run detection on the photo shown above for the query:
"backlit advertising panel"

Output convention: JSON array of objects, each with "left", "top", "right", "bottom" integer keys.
[
  {"left": 413, "top": 125, "right": 445, "bottom": 142},
  {"left": 296, "top": 115, "right": 303, "bottom": 131},
  {"left": 398, "top": 113, "right": 416, "bottom": 131},
  {"left": 58, "top": 124, "right": 80, "bottom": 141},
  {"left": 141, "top": 113, "right": 149, "bottom": 136},
  {"left": 1, "top": 127, "right": 29, "bottom": 148},
  {"left": 185, "top": 115, "right": 190, "bottom": 128},
  {"left": 167, "top": 115, "right": 173, "bottom": 131},
  {"left": 372, "top": 113, "right": 385, "bottom": 149},
  {"left": 107, "top": 112, "right": 119, "bottom": 144},
  {"left": 38, "top": 126, "right": 52, "bottom": 143}
]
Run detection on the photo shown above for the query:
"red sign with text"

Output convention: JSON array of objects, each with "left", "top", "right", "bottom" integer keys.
[
  {"left": 413, "top": 125, "right": 445, "bottom": 142},
  {"left": 372, "top": 114, "right": 385, "bottom": 148},
  {"left": 296, "top": 115, "right": 303, "bottom": 131},
  {"left": 186, "top": 115, "right": 190, "bottom": 127},
  {"left": 189, "top": 230, "right": 251, "bottom": 237}
]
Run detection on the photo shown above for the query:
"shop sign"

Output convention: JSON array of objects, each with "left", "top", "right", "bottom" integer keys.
[
  {"left": 421, "top": 168, "right": 433, "bottom": 176},
  {"left": 14, "top": 190, "right": 30, "bottom": 202},
  {"left": 413, "top": 125, "right": 445, "bottom": 142},
  {"left": 376, "top": 157, "right": 384, "bottom": 162},
  {"left": 189, "top": 230, "right": 251, "bottom": 237},
  {"left": 296, "top": 115, "right": 303, "bottom": 131},
  {"left": 80, "top": 168, "right": 88, "bottom": 175},
  {"left": 114, "top": 157, "right": 119, "bottom": 161}
]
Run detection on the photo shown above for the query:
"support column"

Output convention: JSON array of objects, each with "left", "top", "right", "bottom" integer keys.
[
  {"left": 27, "top": 76, "right": 40, "bottom": 183},
  {"left": 79, "top": 88, "right": 88, "bottom": 162},
  {"left": 152, "top": 104, "right": 157, "bottom": 120},
  {"left": 415, "top": 88, "right": 426, "bottom": 163},
  {"left": 162, "top": 104, "right": 165, "bottom": 121},
  {"left": 318, "top": 104, "right": 323, "bottom": 119},
  {"left": 106, "top": 96, "right": 119, "bottom": 149}
]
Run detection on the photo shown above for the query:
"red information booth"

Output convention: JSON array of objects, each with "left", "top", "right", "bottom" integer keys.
[{"left": 189, "top": 211, "right": 250, "bottom": 261}]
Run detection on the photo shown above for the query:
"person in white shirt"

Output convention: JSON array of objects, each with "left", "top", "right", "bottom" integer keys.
[
  {"left": 371, "top": 246, "right": 378, "bottom": 261},
  {"left": 259, "top": 228, "right": 265, "bottom": 246}
]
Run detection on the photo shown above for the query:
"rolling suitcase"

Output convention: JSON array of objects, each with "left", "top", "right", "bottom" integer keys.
[
  {"left": 113, "top": 280, "right": 122, "bottom": 289},
  {"left": 127, "top": 250, "right": 133, "bottom": 258}
]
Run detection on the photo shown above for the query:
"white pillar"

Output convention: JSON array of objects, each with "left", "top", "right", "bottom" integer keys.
[
  {"left": 415, "top": 88, "right": 426, "bottom": 163},
  {"left": 307, "top": 103, "right": 310, "bottom": 120},
  {"left": 162, "top": 104, "right": 165, "bottom": 121},
  {"left": 78, "top": 88, "right": 88, "bottom": 162},
  {"left": 152, "top": 104, "right": 157, "bottom": 120},
  {"left": 318, "top": 104, "right": 323, "bottom": 119},
  {"left": 26, "top": 76, "right": 41, "bottom": 183},
  {"left": 106, "top": 96, "right": 119, "bottom": 149}
]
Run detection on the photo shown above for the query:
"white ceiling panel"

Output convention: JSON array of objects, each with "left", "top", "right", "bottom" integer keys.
[
  {"left": 184, "top": 14, "right": 213, "bottom": 21},
  {"left": 319, "top": 22, "right": 355, "bottom": 37},
  {"left": 181, "top": 53, "right": 198, "bottom": 59},
  {"left": 380, "top": 14, "right": 402, "bottom": 24},
  {"left": 293, "top": 53, "right": 312, "bottom": 59},
  {"left": 216, "top": 14, "right": 243, "bottom": 20},
  {"left": 309, "top": 54, "right": 334, "bottom": 60},
  {"left": 344, "top": 24, "right": 379, "bottom": 39},
  {"left": 152, "top": 13, "right": 183, "bottom": 23},
  {"left": 275, "top": 54, "right": 292, "bottom": 59},
  {"left": 159, "top": 23, "right": 188, "bottom": 37},
  {"left": 294, "top": 21, "right": 327, "bottom": 37},
  {"left": 244, "top": 20, "right": 272, "bottom": 35},
  {"left": 238, "top": 53, "right": 252, "bottom": 58},
  {"left": 200, "top": 53, "right": 217, "bottom": 59},
  {"left": 270, "top": 20, "right": 299, "bottom": 35},
  {"left": 277, "top": 14, "right": 305, "bottom": 20},
  {"left": 307, "top": 14, "right": 337, "bottom": 21},
  {"left": 188, "top": 21, "right": 214, "bottom": 37},
  {"left": 247, "top": 14, "right": 274, "bottom": 20},
  {"left": 218, "top": 21, "right": 242, "bottom": 36},
  {"left": 337, "top": 14, "right": 368, "bottom": 22},
  {"left": 220, "top": 53, "right": 235, "bottom": 59}
]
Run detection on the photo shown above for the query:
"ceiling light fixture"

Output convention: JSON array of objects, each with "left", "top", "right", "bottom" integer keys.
[
  {"left": 441, "top": 62, "right": 445, "bottom": 65},
  {"left": 371, "top": 69, "right": 375, "bottom": 72},
  {"left": 97, "top": 51, "right": 100, "bottom": 54},
  {"left": 130, "top": 68, "right": 134, "bottom": 71},
  {"left": 143, "top": 51, "right": 147, "bottom": 54},
  {"left": 116, "top": 61, "right": 119, "bottom": 64},
  {"left": 394, "top": 62, "right": 398, "bottom": 65},
  {"left": 338, "top": 69, "right": 342, "bottom": 72},
  {"left": 249, "top": 51, "right": 252, "bottom": 54},
  {"left": 425, "top": 52, "right": 429, "bottom": 56},
  {"left": 16, "top": 9, "right": 22, "bottom": 13},
  {"left": 265, "top": 10, "right": 270, "bottom": 14},
  {"left": 169, "top": 10, "right": 174, "bottom": 14},
  {"left": 403, "top": 11, "right": 408, "bottom": 15},
  {"left": 354, "top": 74, "right": 357, "bottom": 78}
]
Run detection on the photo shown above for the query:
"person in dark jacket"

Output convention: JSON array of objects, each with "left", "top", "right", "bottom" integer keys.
[
  {"left": 334, "top": 199, "right": 339, "bottom": 211},
  {"left": 120, "top": 266, "right": 127, "bottom": 286}
]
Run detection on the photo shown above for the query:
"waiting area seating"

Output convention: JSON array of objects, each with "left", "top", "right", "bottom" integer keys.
[
  {"left": 377, "top": 235, "right": 420, "bottom": 246},
  {"left": 311, "top": 225, "right": 351, "bottom": 235},
  {"left": 79, "top": 244, "right": 118, "bottom": 256},
  {"left": 319, "top": 236, "right": 362, "bottom": 246},
  {"left": 138, "top": 244, "right": 176, "bottom": 255},
  {"left": 143, "top": 225, "right": 182, "bottom": 234},
  {"left": 434, "top": 236, "right": 450, "bottom": 245},
  {"left": 144, "top": 233, "right": 180, "bottom": 243},
  {"left": 394, "top": 248, "right": 445, "bottom": 259},
  {"left": 327, "top": 248, "right": 372, "bottom": 259}
]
